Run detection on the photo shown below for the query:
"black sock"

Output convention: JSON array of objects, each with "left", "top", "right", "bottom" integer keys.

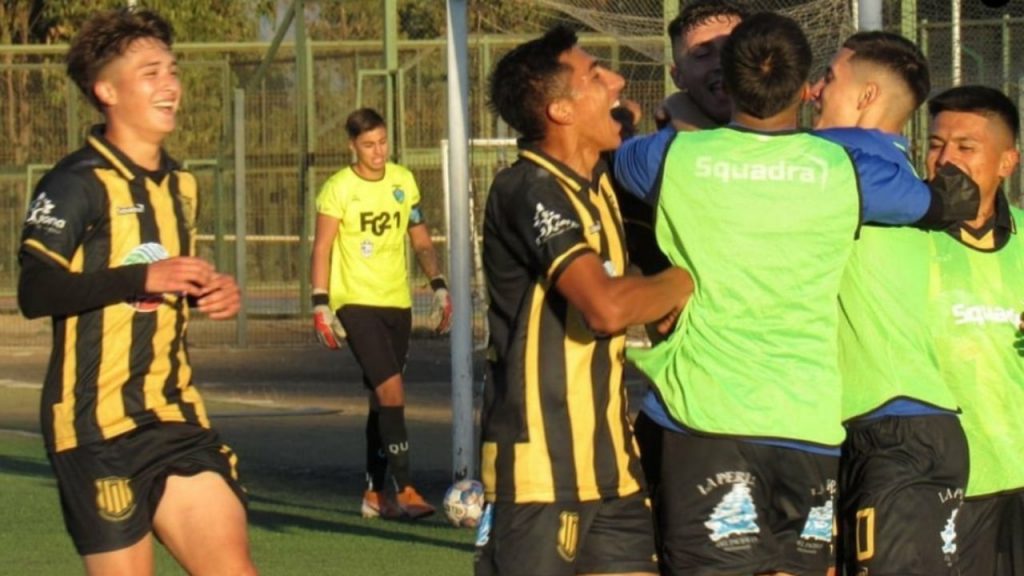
[
  {"left": 365, "top": 410, "right": 388, "bottom": 491},
  {"left": 378, "top": 405, "right": 411, "bottom": 490}
]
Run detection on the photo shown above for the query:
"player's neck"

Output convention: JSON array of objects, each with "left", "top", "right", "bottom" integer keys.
[
  {"left": 103, "top": 123, "right": 165, "bottom": 171},
  {"left": 732, "top": 111, "right": 798, "bottom": 133},
  {"left": 539, "top": 130, "right": 601, "bottom": 179},
  {"left": 353, "top": 162, "right": 385, "bottom": 181}
]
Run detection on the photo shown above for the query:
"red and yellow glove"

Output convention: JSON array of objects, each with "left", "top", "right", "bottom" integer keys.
[
  {"left": 430, "top": 276, "right": 453, "bottom": 335},
  {"left": 312, "top": 292, "right": 345, "bottom": 349}
]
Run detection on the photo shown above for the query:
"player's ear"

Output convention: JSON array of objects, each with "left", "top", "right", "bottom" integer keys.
[
  {"left": 93, "top": 80, "right": 117, "bottom": 108},
  {"left": 547, "top": 97, "right": 574, "bottom": 126},
  {"left": 858, "top": 82, "right": 879, "bottom": 110},
  {"left": 669, "top": 65, "right": 685, "bottom": 90},
  {"left": 799, "top": 82, "right": 813, "bottom": 102},
  {"left": 997, "top": 148, "right": 1020, "bottom": 179}
]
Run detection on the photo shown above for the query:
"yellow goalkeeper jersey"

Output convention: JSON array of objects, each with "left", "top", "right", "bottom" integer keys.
[{"left": 316, "top": 163, "right": 421, "bottom": 309}]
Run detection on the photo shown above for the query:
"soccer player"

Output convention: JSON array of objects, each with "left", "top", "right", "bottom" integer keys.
[
  {"left": 661, "top": 0, "right": 746, "bottom": 130},
  {"left": 614, "top": 13, "right": 980, "bottom": 575},
  {"left": 812, "top": 31, "right": 969, "bottom": 576},
  {"left": 310, "top": 107, "right": 451, "bottom": 520},
  {"left": 16, "top": 8, "right": 255, "bottom": 575},
  {"left": 925, "top": 85, "right": 1024, "bottom": 575},
  {"left": 477, "top": 26, "right": 693, "bottom": 576}
]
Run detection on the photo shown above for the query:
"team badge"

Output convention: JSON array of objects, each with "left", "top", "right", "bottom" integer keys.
[
  {"left": 361, "top": 240, "right": 374, "bottom": 257},
  {"left": 557, "top": 511, "right": 580, "bottom": 561},
  {"left": 393, "top": 187, "right": 405, "bottom": 204},
  {"left": 95, "top": 476, "right": 136, "bottom": 522}
]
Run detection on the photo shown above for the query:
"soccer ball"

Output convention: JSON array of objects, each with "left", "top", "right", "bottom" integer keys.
[{"left": 443, "top": 479, "right": 485, "bottom": 528}]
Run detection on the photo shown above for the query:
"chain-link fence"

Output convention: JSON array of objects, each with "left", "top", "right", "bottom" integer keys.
[{"left": 1, "top": 1, "right": 1021, "bottom": 347}]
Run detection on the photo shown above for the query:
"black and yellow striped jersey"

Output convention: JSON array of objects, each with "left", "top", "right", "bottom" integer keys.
[
  {"left": 19, "top": 125, "right": 208, "bottom": 453},
  {"left": 480, "top": 143, "right": 645, "bottom": 503}
]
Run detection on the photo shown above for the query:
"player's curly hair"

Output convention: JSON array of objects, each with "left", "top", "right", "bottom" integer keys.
[
  {"left": 843, "top": 31, "right": 930, "bottom": 110},
  {"left": 488, "top": 26, "right": 576, "bottom": 141},
  {"left": 721, "top": 12, "right": 811, "bottom": 120},
  {"left": 66, "top": 8, "right": 174, "bottom": 112},
  {"left": 929, "top": 85, "right": 1020, "bottom": 142}
]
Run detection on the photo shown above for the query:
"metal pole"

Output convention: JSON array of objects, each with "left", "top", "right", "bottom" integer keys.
[
  {"left": 384, "top": 0, "right": 399, "bottom": 160},
  {"left": 858, "top": 0, "right": 883, "bottom": 31},
  {"left": 295, "top": 0, "right": 313, "bottom": 318},
  {"left": 952, "top": 0, "right": 962, "bottom": 85},
  {"left": 233, "top": 88, "right": 249, "bottom": 347},
  {"left": 446, "top": 0, "right": 475, "bottom": 482},
  {"left": 1002, "top": 15, "right": 1011, "bottom": 96}
]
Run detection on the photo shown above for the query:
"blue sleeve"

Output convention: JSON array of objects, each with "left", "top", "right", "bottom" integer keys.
[
  {"left": 846, "top": 147, "right": 929, "bottom": 225},
  {"left": 814, "top": 129, "right": 929, "bottom": 225},
  {"left": 612, "top": 126, "right": 676, "bottom": 204}
]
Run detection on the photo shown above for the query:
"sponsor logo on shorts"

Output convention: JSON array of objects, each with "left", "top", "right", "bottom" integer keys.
[
  {"left": 95, "top": 476, "right": 136, "bottom": 522},
  {"left": 704, "top": 481, "right": 761, "bottom": 549},
  {"left": 941, "top": 507, "right": 959, "bottom": 557},
  {"left": 557, "top": 511, "right": 580, "bottom": 562},
  {"left": 475, "top": 503, "right": 493, "bottom": 548},
  {"left": 533, "top": 202, "right": 580, "bottom": 246}
]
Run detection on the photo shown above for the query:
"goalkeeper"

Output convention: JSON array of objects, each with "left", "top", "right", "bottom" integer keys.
[{"left": 310, "top": 107, "right": 452, "bottom": 520}]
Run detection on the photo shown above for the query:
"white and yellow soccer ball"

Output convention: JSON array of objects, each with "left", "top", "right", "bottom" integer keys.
[{"left": 443, "top": 479, "right": 485, "bottom": 528}]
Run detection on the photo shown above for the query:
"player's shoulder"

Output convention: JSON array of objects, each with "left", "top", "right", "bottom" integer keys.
[
  {"left": 36, "top": 147, "right": 106, "bottom": 197},
  {"left": 385, "top": 162, "right": 415, "bottom": 180},
  {"left": 490, "top": 155, "right": 562, "bottom": 201}
]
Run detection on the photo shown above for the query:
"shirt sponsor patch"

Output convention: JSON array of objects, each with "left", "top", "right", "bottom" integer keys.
[
  {"left": 532, "top": 202, "right": 580, "bottom": 246},
  {"left": 24, "top": 192, "right": 67, "bottom": 232}
]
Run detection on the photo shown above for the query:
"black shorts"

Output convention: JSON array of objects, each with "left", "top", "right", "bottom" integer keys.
[
  {"left": 657, "top": 430, "right": 838, "bottom": 576},
  {"left": 473, "top": 491, "right": 657, "bottom": 576},
  {"left": 337, "top": 305, "right": 412, "bottom": 389},
  {"left": 47, "top": 423, "right": 246, "bottom": 555},
  {"left": 958, "top": 492, "right": 1024, "bottom": 576},
  {"left": 838, "top": 414, "right": 968, "bottom": 575}
]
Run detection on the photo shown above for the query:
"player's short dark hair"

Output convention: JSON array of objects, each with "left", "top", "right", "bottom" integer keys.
[
  {"left": 843, "top": 31, "right": 930, "bottom": 109},
  {"left": 928, "top": 85, "right": 1020, "bottom": 142},
  {"left": 488, "top": 25, "right": 576, "bottom": 141},
  {"left": 721, "top": 12, "right": 811, "bottom": 120},
  {"left": 345, "top": 108, "right": 387, "bottom": 140},
  {"left": 667, "top": 0, "right": 748, "bottom": 49},
  {"left": 66, "top": 8, "right": 174, "bottom": 112}
]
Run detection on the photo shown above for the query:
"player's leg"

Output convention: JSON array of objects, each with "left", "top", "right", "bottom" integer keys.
[
  {"left": 144, "top": 425, "right": 254, "bottom": 575},
  {"left": 82, "top": 537, "right": 155, "bottom": 576},
  {"left": 838, "top": 415, "right": 967, "bottom": 575},
  {"left": 632, "top": 409, "right": 666, "bottom": 573},
  {"left": 153, "top": 471, "right": 256, "bottom": 575}
]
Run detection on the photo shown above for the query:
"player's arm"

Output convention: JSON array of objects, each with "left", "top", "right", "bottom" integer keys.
[
  {"left": 18, "top": 170, "right": 212, "bottom": 318},
  {"left": 309, "top": 211, "right": 346, "bottom": 348},
  {"left": 554, "top": 253, "right": 692, "bottom": 335},
  {"left": 611, "top": 125, "right": 676, "bottom": 204},
  {"left": 407, "top": 207, "right": 452, "bottom": 335},
  {"left": 816, "top": 129, "right": 980, "bottom": 228}
]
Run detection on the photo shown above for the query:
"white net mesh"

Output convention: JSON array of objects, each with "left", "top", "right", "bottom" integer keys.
[{"left": 535, "top": 0, "right": 855, "bottom": 73}]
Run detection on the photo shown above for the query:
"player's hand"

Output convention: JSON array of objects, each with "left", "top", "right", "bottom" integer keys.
[
  {"left": 1016, "top": 313, "right": 1024, "bottom": 358},
  {"left": 430, "top": 276, "right": 453, "bottom": 335},
  {"left": 194, "top": 273, "right": 241, "bottom": 320},
  {"left": 145, "top": 257, "right": 215, "bottom": 296},
  {"left": 655, "top": 306, "right": 682, "bottom": 335},
  {"left": 313, "top": 304, "right": 345, "bottom": 349}
]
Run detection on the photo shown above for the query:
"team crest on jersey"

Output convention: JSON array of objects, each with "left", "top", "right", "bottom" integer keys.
[
  {"left": 95, "top": 477, "right": 136, "bottom": 522},
  {"left": 393, "top": 187, "right": 405, "bottom": 204},
  {"left": 122, "top": 242, "right": 170, "bottom": 312},
  {"left": 25, "top": 192, "right": 67, "bottom": 233},
  {"left": 704, "top": 480, "right": 761, "bottom": 549},
  {"left": 533, "top": 202, "right": 580, "bottom": 246}
]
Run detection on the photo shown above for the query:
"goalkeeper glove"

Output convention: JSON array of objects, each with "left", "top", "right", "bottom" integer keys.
[
  {"left": 430, "top": 276, "right": 453, "bottom": 335},
  {"left": 312, "top": 292, "right": 345, "bottom": 349}
]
